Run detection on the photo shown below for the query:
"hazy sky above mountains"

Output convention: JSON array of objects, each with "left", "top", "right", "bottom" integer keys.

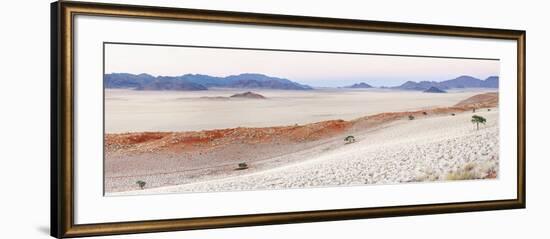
[{"left": 105, "top": 43, "right": 500, "bottom": 87}]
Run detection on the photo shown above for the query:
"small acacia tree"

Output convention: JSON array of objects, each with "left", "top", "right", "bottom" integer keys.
[
  {"left": 408, "top": 115, "right": 415, "bottom": 120},
  {"left": 136, "top": 180, "right": 146, "bottom": 190},
  {"left": 471, "top": 115, "right": 487, "bottom": 130},
  {"left": 344, "top": 135, "right": 356, "bottom": 144}
]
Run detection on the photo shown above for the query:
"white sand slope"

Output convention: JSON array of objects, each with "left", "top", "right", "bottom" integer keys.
[{"left": 110, "top": 109, "right": 499, "bottom": 196}]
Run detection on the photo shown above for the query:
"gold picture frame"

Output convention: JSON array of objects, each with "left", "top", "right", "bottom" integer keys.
[{"left": 51, "top": 1, "right": 526, "bottom": 238}]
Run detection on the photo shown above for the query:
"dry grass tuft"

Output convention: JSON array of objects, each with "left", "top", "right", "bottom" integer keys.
[{"left": 445, "top": 163, "right": 480, "bottom": 180}]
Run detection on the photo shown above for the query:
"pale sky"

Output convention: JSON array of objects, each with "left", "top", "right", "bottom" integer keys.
[{"left": 104, "top": 43, "right": 500, "bottom": 87}]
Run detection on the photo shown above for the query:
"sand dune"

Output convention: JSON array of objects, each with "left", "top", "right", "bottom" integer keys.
[
  {"left": 455, "top": 92, "right": 498, "bottom": 107},
  {"left": 105, "top": 92, "right": 498, "bottom": 194}
]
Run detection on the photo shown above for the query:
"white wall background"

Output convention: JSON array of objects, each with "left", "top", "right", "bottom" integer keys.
[{"left": 0, "top": 0, "right": 546, "bottom": 238}]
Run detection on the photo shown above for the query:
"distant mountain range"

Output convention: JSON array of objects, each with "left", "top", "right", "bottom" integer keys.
[
  {"left": 392, "top": 75, "right": 498, "bottom": 91},
  {"left": 104, "top": 73, "right": 313, "bottom": 91},
  {"left": 104, "top": 73, "right": 498, "bottom": 91}
]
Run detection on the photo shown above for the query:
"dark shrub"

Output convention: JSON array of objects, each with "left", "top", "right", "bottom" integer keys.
[
  {"left": 344, "top": 135, "right": 356, "bottom": 144},
  {"left": 136, "top": 180, "right": 146, "bottom": 190},
  {"left": 237, "top": 162, "right": 249, "bottom": 170}
]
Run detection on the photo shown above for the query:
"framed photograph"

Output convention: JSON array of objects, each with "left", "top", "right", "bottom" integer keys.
[{"left": 51, "top": 1, "right": 526, "bottom": 238}]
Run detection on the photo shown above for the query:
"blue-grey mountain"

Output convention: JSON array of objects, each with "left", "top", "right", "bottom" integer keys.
[
  {"left": 394, "top": 76, "right": 499, "bottom": 91},
  {"left": 344, "top": 82, "right": 373, "bottom": 88},
  {"left": 104, "top": 73, "right": 312, "bottom": 91}
]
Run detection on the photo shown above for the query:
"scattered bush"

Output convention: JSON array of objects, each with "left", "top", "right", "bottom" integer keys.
[
  {"left": 408, "top": 115, "right": 415, "bottom": 120},
  {"left": 422, "top": 112, "right": 428, "bottom": 115},
  {"left": 236, "top": 162, "right": 249, "bottom": 170},
  {"left": 451, "top": 113, "right": 456, "bottom": 116},
  {"left": 136, "top": 180, "right": 146, "bottom": 190},
  {"left": 488, "top": 109, "right": 491, "bottom": 111},
  {"left": 344, "top": 135, "right": 356, "bottom": 144}
]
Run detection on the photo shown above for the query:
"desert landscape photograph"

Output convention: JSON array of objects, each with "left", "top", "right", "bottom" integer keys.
[{"left": 104, "top": 43, "right": 500, "bottom": 196}]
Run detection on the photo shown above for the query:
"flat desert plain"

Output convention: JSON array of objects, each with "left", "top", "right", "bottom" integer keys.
[
  {"left": 105, "top": 88, "right": 489, "bottom": 133},
  {"left": 104, "top": 89, "right": 499, "bottom": 195}
]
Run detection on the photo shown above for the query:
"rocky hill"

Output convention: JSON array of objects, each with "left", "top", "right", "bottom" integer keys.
[
  {"left": 230, "top": 91, "right": 266, "bottom": 99},
  {"left": 344, "top": 82, "right": 373, "bottom": 88},
  {"left": 423, "top": 86, "right": 447, "bottom": 93}
]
